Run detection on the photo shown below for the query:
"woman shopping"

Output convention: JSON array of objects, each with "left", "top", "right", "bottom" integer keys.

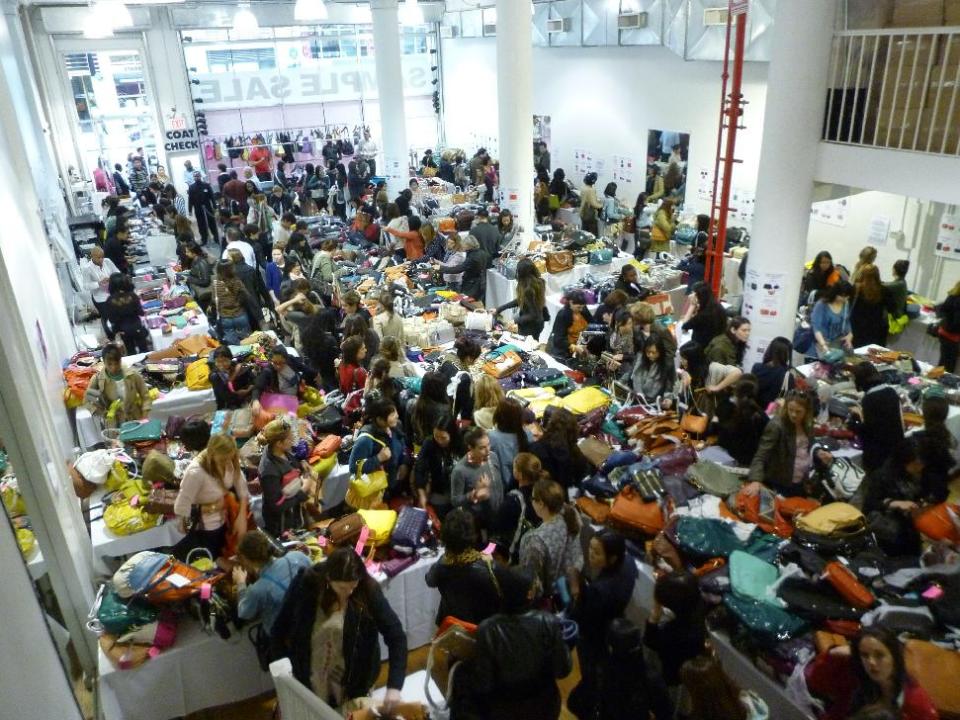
[
  {"left": 811, "top": 281, "right": 854, "bottom": 359},
  {"left": 493, "top": 258, "right": 549, "bottom": 340},
  {"left": 257, "top": 418, "right": 318, "bottom": 536}
]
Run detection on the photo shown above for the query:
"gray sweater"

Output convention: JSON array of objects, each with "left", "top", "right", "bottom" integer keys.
[{"left": 450, "top": 456, "right": 503, "bottom": 510}]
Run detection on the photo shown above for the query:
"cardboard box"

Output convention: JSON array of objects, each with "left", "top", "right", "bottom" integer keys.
[
  {"left": 919, "top": 107, "right": 960, "bottom": 150},
  {"left": 945, "top": 0, "right": 960, "bottom": 23},
  {"left": 942, "top": 39, "right": 960, "bottom": 66},
  {"left": 886, "top": 35, "right": 939, "bottom": 69},
  {"left": 875, "top": 106, "right": 924, "bottom": 148},
  {"left": 848, "top": 0, "right": 894, "bottom": 28},
  {"left": 891, "top": 0, "right": 944, "bottom": 26},
  {"left": 925, "top": 65, "right": 960, "bottom": 103},
  {"left": 879, "top": 73, "right": 930, "bottom": 108}
]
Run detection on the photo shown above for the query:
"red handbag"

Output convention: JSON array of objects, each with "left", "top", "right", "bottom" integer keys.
[
  {"left": 823, "top": 561, "right": 875, "bottom": 609},
  {"left": 615, "top": 405, "right": 652, "bottom": 427},
  {"left": 309, "top": 434, "right": 342, "bottom": 462},
  {"left": 914, "top": 502, "right": 960, "bottom": 542}
]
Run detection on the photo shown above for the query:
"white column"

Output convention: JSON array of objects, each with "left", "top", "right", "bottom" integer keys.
[
  {"left": 370, "top": 0, "right": 409, "bottom": 196},
  {"left": 741, "top": 0, "right": 836, "bottom": 367},
  {"left": 496, "top": 0, "right": 534, "bottom": 234}
]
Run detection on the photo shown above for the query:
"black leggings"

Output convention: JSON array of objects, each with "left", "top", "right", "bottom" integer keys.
[{"left": 939, "top": 337, "right": 959, "bottom": 372}]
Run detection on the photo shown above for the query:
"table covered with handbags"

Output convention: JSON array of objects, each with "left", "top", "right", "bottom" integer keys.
[{"left": 97, "top": 555, "right": 441, "bottom": 720}]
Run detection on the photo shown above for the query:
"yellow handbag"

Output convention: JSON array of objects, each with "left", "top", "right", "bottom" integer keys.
[
  {"left": 311, "top": 453, "right": 337, "bottom": 480},
  {"left": 560, "top": 386, "right": 612, "bottom": 415},
  {"left": 185, "top": 358, "right": 211, "bottom": 391},
  {"left": 357, "top": 509, "right": 398, "bottom": 546},
  {"left": 346, "top": 436, "right": 389, "bottom": 509},
  {"left": 16, "top": 527, "right": 36, "bottom": 556},
  {"left": 794, "top": 502, "right": 866, "bottom": 535},
  {"left": 103, "top": 501, "right": 161, "bottom": 536}
]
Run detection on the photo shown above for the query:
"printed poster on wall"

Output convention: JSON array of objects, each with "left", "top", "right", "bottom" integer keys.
[
  {"left": 810, "top": 198, "right": 849, "bottom": 227},
  {"left": 697, "top": 167, "right": 713, "bottom": 203},
  {"left": 868, "top": 215, "right": 891, "bottom": 247},
  {"left": 731, "top": 187, "right": 756, "bottom": 224},
  {"left": 935, "top": 213, "right": 960, "bottom": 259},
  {"left": 573, "top": 148, "right": 594, "bottom": 178},
  {"left": 611, "top": 155, "right": 636, "bottom": 184},
  {"left": 742, "top": 269, "right": 788, "bottom": 326}
]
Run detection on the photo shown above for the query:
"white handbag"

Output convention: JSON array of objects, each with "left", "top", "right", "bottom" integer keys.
[
  {"left": 440, "top": 302, "right": 467, "bottom": 324},
  {"left": 465, "top": 310, "right": 492, "bottom": 332}
]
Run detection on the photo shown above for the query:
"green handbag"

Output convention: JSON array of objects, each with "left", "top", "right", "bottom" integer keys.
[
  {"left": 119, "top": 419, "right": 163, "bottom": 443},
  {"left": 95, "top": 586, "right": 159, "bottom": 635},
  {"left": 589, "top": 249, "right": 614, "bottom": 265},
  {"left": 723, "top": 593, "right": 807, "bottom": 645},
  {"left": 675, "top": 517, "right": 744, "bottom": 559},
  {"left": 686, "top": 461, "right": 746, "bottom": 497},
  {"left": 729, "top": 550, "right": 779, "bottom": 605}
]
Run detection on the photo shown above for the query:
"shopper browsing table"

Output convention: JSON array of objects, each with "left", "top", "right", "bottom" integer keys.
[
  {"left": 272, "top": 547, "right": 408, "bottom": 714},
  {"left": 83, "top": 344, "right": 151, "bottom": 429}
]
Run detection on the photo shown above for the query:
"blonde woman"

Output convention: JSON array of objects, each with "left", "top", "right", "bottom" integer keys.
[
  {"left": 173, "top": 433, "right": 249, "bottom": 559},
  {"left": 472, "top": 374, "right": 506, "bottom": 430},
  {"left": 258, "top": 418, "right": 318, "bottom": 536},
  {"left": 850, "top": 245, "right": 878, "bottom": 284}
]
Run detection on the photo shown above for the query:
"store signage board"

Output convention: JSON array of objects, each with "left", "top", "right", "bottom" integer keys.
[
  {"left": 164, "top": 127, "right": 198, "bottom": 152},
  {"left": 935, "top": 213, "right": 960, "bottom": 259},
  {"left": 193, "top": 55, "right": 433, "bottom": 111}
]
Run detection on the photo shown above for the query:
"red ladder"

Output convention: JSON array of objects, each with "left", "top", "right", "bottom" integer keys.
[{"left": 705, "top": 0, "right": 750, "bottom": 297}]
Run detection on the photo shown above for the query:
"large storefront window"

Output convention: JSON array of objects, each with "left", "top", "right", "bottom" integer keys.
[
  {"left": 182, "top": 24, "right": 438, "bottom": 180},
  {"left": 62, "top": 49, "right": 159, "bottom": 180}
]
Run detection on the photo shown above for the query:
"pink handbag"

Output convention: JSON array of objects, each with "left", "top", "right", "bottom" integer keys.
[{"left": 259, "top": 392, "right": 299, "bottom": 416}]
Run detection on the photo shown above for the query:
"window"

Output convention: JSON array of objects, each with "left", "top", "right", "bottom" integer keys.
[{"left": 205, "top": 48, "right": 276, "bottom": 72}]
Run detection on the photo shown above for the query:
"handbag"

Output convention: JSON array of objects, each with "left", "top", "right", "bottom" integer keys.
[
  {"left": 260, "top": 392, "right": 299, "bottom": 416},
  {"left": 92, "top": 585, "right": 160, "bottom": 636},
  {"left": 675, "top": 517, "right": 744, "bottom": 559},
  {"left": 440, "top": 302, "right": 467, "bottom": 324},
  {"left": 723, "top": 593, "right": 807, "bottom": 645},
  {"left": 278, "top": 468, "right": 303, "bottom": 503},
  {"left": 686, "top": 461, "right": 746, "bottom": 497},
  {"left": 888, "top": 313, "right": 909, "bottom": 335},
  {"left": 904, "top": 640, "right": 960, "bottom": 720},
  {"left": 465, "top": 309, "right": 493, "bottom": 332},
  {"left": 580, "top": 437, "right": 614, "bottom": 468},
  {"left": 589, "top": 249, "right": 614, "bottom": 265},
  {"left": 576, "top": 495, "right": 612, "bottom": 524},
  {"left": 357, "top": 509, "right": 398, "bottom": 547},
  {"left": 680, "top": 387, "right": 709, "bottom": 437},
  {"left": 729, "top": 550, "right": 779, "bottom": 605},
  {"left": 391, "top": 506, "right": 429, "bottom": 552},
  {"left": 482, "top": 350, "right": 523, "bottom": 379},
  {"left": 823, "top": 560, "right": 875, "bottom": 609},
  {"left": 914, "top": 502, "right": 960, "bottom": 542},
  {"left": 327, "top": 512, "right": 366, "bottom": 545},
  {"left": 559, "top": 386, "right": 611, "bottom": 415},
  {"left": 608, "top": 485, "right": 667, "bottom": 536},
  {"left": 143, "top": 487, "right": 179, "bottom": 516},
  {"left": 427, "top": 618, "right": 478, "bottom": 699},
  {"left": 118, "top": 419, "right": 163, "bottom": 444},
  {"left": 545, "top": 251, "right": 574, "bottom": 274}
]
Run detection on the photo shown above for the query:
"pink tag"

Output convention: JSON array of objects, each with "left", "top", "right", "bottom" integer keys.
[
  {"left": 148, "top": 646, "right": 161, "bottom": 659},
  {"left": 316, "top": 535, "right": 328, "bottom": 547},
  {"left": 200, "top": 582, "right": 212, "bottom": 600},
  {"left": 366, "top": 561, "right": 381, "bottom": 574},
  {"left": 482, "top": 542, "right": 496, "bottom": 556},
  {"left": 922, "top": 585, "right": 944, "bottom": 600},
  {"left": 129, "top": 495, "right": 140, "bottom": 507},
  {"left": 355, "top": 526, "right": 370, "bottom": 555}
]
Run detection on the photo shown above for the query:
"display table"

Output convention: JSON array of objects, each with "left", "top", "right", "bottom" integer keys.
[
  {"left": 88, "top": 488, "right": 185, "bottom": 575},
  {"left": 485, "top": 256, "right": 632, "bottom": 312},
  {"left": 889, "top": 312, "right": 940, "bottom": 367},
  {"left": 75, "top": 385, "right": 216, "bottom": 451},
  {"left": 98, "top": 556, "right": 441, "bottom": 720},
  {"left": 149, "top": 313, "right": 211, "bottom": 351},
  {"left": 145, "top": 232, "right": 178, "bottom": 267}
]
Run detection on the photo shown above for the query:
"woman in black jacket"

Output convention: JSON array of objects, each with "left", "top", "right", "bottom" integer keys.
[
  {"left": 104, "top": 273, "right": 150, "bottom": 354},
  {"left": 681, "top": 282, "right": 727, "bottom": 349},
  {"left": 301, "top": 310, "right": 340, "bottom": 391},
  {"left": 494, "top": 258, "right": 549, "bottom": 340},
  {"left": 568, "top": 530, "right": 640, "bottom": 720},
  {"left": 407, "top": 371, "right": 453, "bottom": 448},
  {"left": 426, "top": 508, "right": 520, "bottom": 625},
  {"left": 209, "top": 346, "right": 255, "bottom": 410},
  {"left": 436, "top": 235, "right": 489, "bottom": 302},
  {"left": 716, "top": 375, "right": 769, "bottom": 467},
  {"left": 440, "top": 336, "right": 482, "bottom": 424},
  {"left": 850, "top": 362, "right": 904, "bottom": 473},
  {"left": 257, "top": 418, "right": 317, "bottom": 536},
  {"left": 529, "top": 407, "right": 591, "bottom": 488},
  {"left": 272, "top": 547, "right": 407, "bottom": 712},
  {"left": 862, "top": 437, "right": 943, "bottom": 557},
  {"left": 750, "top": 336, "right": 795, "bottom": 408},
  {"left": 937, "top": 281, "right": 960, "bottom": 371},
  {"left": 548, "top": 289, "right": 594, "bottom": 361},
  {"left": 413, "top": 414, "right": 462, "bottom": 518}
]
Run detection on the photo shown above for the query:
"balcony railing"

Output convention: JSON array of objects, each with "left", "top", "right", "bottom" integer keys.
[{"left": 823, "top": 29, "right": 960, "bottom": 156}]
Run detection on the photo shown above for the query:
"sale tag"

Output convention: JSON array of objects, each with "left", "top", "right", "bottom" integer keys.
[
  {"left": 482, "top": 542, "right": 496, "bottom": 556},
  {"left": 355, "top": 526, "right": 370, "bottom": 555}
]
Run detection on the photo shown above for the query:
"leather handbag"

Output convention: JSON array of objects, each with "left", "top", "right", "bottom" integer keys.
[
  {"left": 823, "top": 560, "right": 875, "bottom": 609},
  {"left": 914, "top": 502, "right": 960, "bottom": 542},
  {"left": 381, "top": 555, "right": 418, "bottom": 578},
  {"left": 608, "top": 485, "right": 666, "bottom": 536},
  {"left": 580, "top": 437, "right": 614, "bottom": 468},
  {"left": 357, "top": 509, "right": 398, "bottom": 547},
  {"left": 482, "top": 350, "right": 523, "bottom": 379},
  {"left": 310, "top": 434, "right": 342, "bottom": 461},
  {"left": 327, "top": 512, "right": 366, "bottom": 545},
  {"left": 545, "top": 250, "right": 574, "bottom": 274},
  {"left": 143, "top": 487, "right": 178, "bottom": 516},
  {"left": 576, "top": 495, "right": 612, "bottom": 524},
  {"left": 589, "top": 249, "right": 614, "bottom": 265}
]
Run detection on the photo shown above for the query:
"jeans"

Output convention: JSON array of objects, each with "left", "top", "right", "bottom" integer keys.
[{"left": 220, "top": 314, "right": 251, "bottom": 345}]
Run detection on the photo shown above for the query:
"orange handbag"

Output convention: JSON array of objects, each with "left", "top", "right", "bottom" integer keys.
[
  {"left": 823, "top": 560, "right": 875, "bottom": 609},
  {"left": 482, "top": 350, "right": 523, "bottom": 378},
  {"left": 914, "top": 502, "right": 960, "bottom": 542},
  {"left": 680, "top": 412, "right": 708, "bottom": 437},
  {"left": 576, "top": 496, "right": 612, "bottom": 524},
  {"left": 608, "top": 486, "right": 667, "bottom": 535},
  {"left": 903, "top": 640, "right": 960, "bottom": 720},
  {"left": 144, "top": 556, "right": 224, "bottom": 605}
]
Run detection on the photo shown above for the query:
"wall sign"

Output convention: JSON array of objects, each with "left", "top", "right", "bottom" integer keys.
[
  {"left": 935, "top": 213, "right": 960, "bottom": 259},
  {"left": 193, "top": 55, "right": 432, "bottom": 110},
  {"left": 164, "top": 128, "right": 198, "bottom": 152}
]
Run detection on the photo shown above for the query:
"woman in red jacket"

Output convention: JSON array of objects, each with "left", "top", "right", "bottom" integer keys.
[
  {"left": 384, "top": 215, "right": 425, "bottom": 260},
  {"left": 808, "top": 627, "right": 938, "bottom": 720}
]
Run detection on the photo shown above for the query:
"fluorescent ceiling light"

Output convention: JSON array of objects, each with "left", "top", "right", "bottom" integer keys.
[
  {"left": 294, "top": 0, "right": 328, "bottom": 21},
  {"left": 399, "top": 0, "right": 423, "bottom": 25},
  {"left": 83, "top": 2, "right": 115, "bottom": 38},
  {"left": 233, "top": 2, "right": 259, "bottom": 34}
]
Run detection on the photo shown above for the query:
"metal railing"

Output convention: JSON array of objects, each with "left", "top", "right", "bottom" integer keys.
[{"left": 823, "top": 29, "right": 960, "bottom": 156}]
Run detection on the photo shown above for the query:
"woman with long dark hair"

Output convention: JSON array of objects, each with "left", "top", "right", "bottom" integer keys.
[
  {"left": 103, "top": 272, "right": 150, "bottom": 354},
  {"left": 811, "top": 280, "right": 854, "bottom": 359},
  {"left": 631, "top": 335, "right": 677, "bottom": 404},
  {"left": 413, "top": 413, "right": 463, "bottom": 517},
  {"left": 645, "top": 571, "right": 707, "bottom": 695},
  {"left": 677, "top": 340, "right": 742, "bottom": 421},
  {"left": 851, "top": 264, "right": 888, "bottom": 347},
  {"left": 750, "top": 336, "right": 795, "bottom": 408},
  {"left": 529, "top": 408, "right": 591, "bottom": 488},
  {"left": 716, "top": 375, "right": 769, "bottom": 467},
  {"left": 272, "top": 547, "right": 407, "bottom": 712},
  {"left": 803, "top": 250, "right": 842, "bottom": 298},
  {"left": 681, "top": 281, "right": 727, "bottom": 349},
  {"left": 408, "top": 371, "right": 453, "bottom": 449},
  {"left": 488, "top": 398, "right": 532, "bottom": 489},
  {"left": 807, "top": 626, "right": 938, "bottom": 720},
  {"left": 493, "top": 258, "right": 548, "bottom": 339}
]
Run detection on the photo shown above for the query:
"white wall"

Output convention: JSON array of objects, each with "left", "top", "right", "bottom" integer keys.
[
  {"left": 806, "top": 189, "right": 956, "bottom": 299},
  {"left": 441, "top": 39, "right": 769, "bottom": 216}
]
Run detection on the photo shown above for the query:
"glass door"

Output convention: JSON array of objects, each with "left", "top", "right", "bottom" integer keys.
[{"left": 57, "top": 44, "right": 161, "bottom": 183}]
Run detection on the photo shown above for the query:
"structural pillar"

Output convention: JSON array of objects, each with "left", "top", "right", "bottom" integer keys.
[
  {"left": 496, "top": 0, "right": 535, "bottom": 235},
  {"left": 370, "top": 0, "right": 410, "bottom": 196},
  {"left": 741, "top": 0, "right": 836, "bottom": 367}
]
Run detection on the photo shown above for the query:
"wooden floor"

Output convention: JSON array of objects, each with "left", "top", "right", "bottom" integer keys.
[{"left": 177, "top": 645, "right": 583, "bottom": 720}]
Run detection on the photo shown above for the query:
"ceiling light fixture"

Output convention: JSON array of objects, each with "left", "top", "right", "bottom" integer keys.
[
  {"left": 399, "top": 0, "right": 423, "bottom": 26},
  {"left": 83, "top": 2, "right": 115, "bottom": 38},
  {"left": 233, "top": 2, "right": 259, "bottom": 35},
  {"left": 294, "top": 0, "right": 328, "bottom": 22}
]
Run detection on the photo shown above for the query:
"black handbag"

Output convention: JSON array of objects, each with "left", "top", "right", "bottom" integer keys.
[{"left": 776, "top": 577, "right": 864, "bottom": 622}]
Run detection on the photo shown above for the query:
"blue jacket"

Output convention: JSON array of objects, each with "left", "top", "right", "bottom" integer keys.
[
  {"left": 265, "top": 262, "right": 283, "bottom": 298},
  {"left": 237, "top": 551, "right": 312, "bottom": 634},
  {"left": 348, "top": 424, "right": 405, "bottom": 488}
]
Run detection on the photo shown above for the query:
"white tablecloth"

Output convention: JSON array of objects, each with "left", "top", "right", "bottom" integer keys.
[
  {"left": 149, "top": 314, "right": 211, "bottom": 351},
  {"left": 486, "top": 256, "right": 632, "bottom": 312},
  {"left": 99, "top": 556, "right": 441, "bottom": 720}
]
